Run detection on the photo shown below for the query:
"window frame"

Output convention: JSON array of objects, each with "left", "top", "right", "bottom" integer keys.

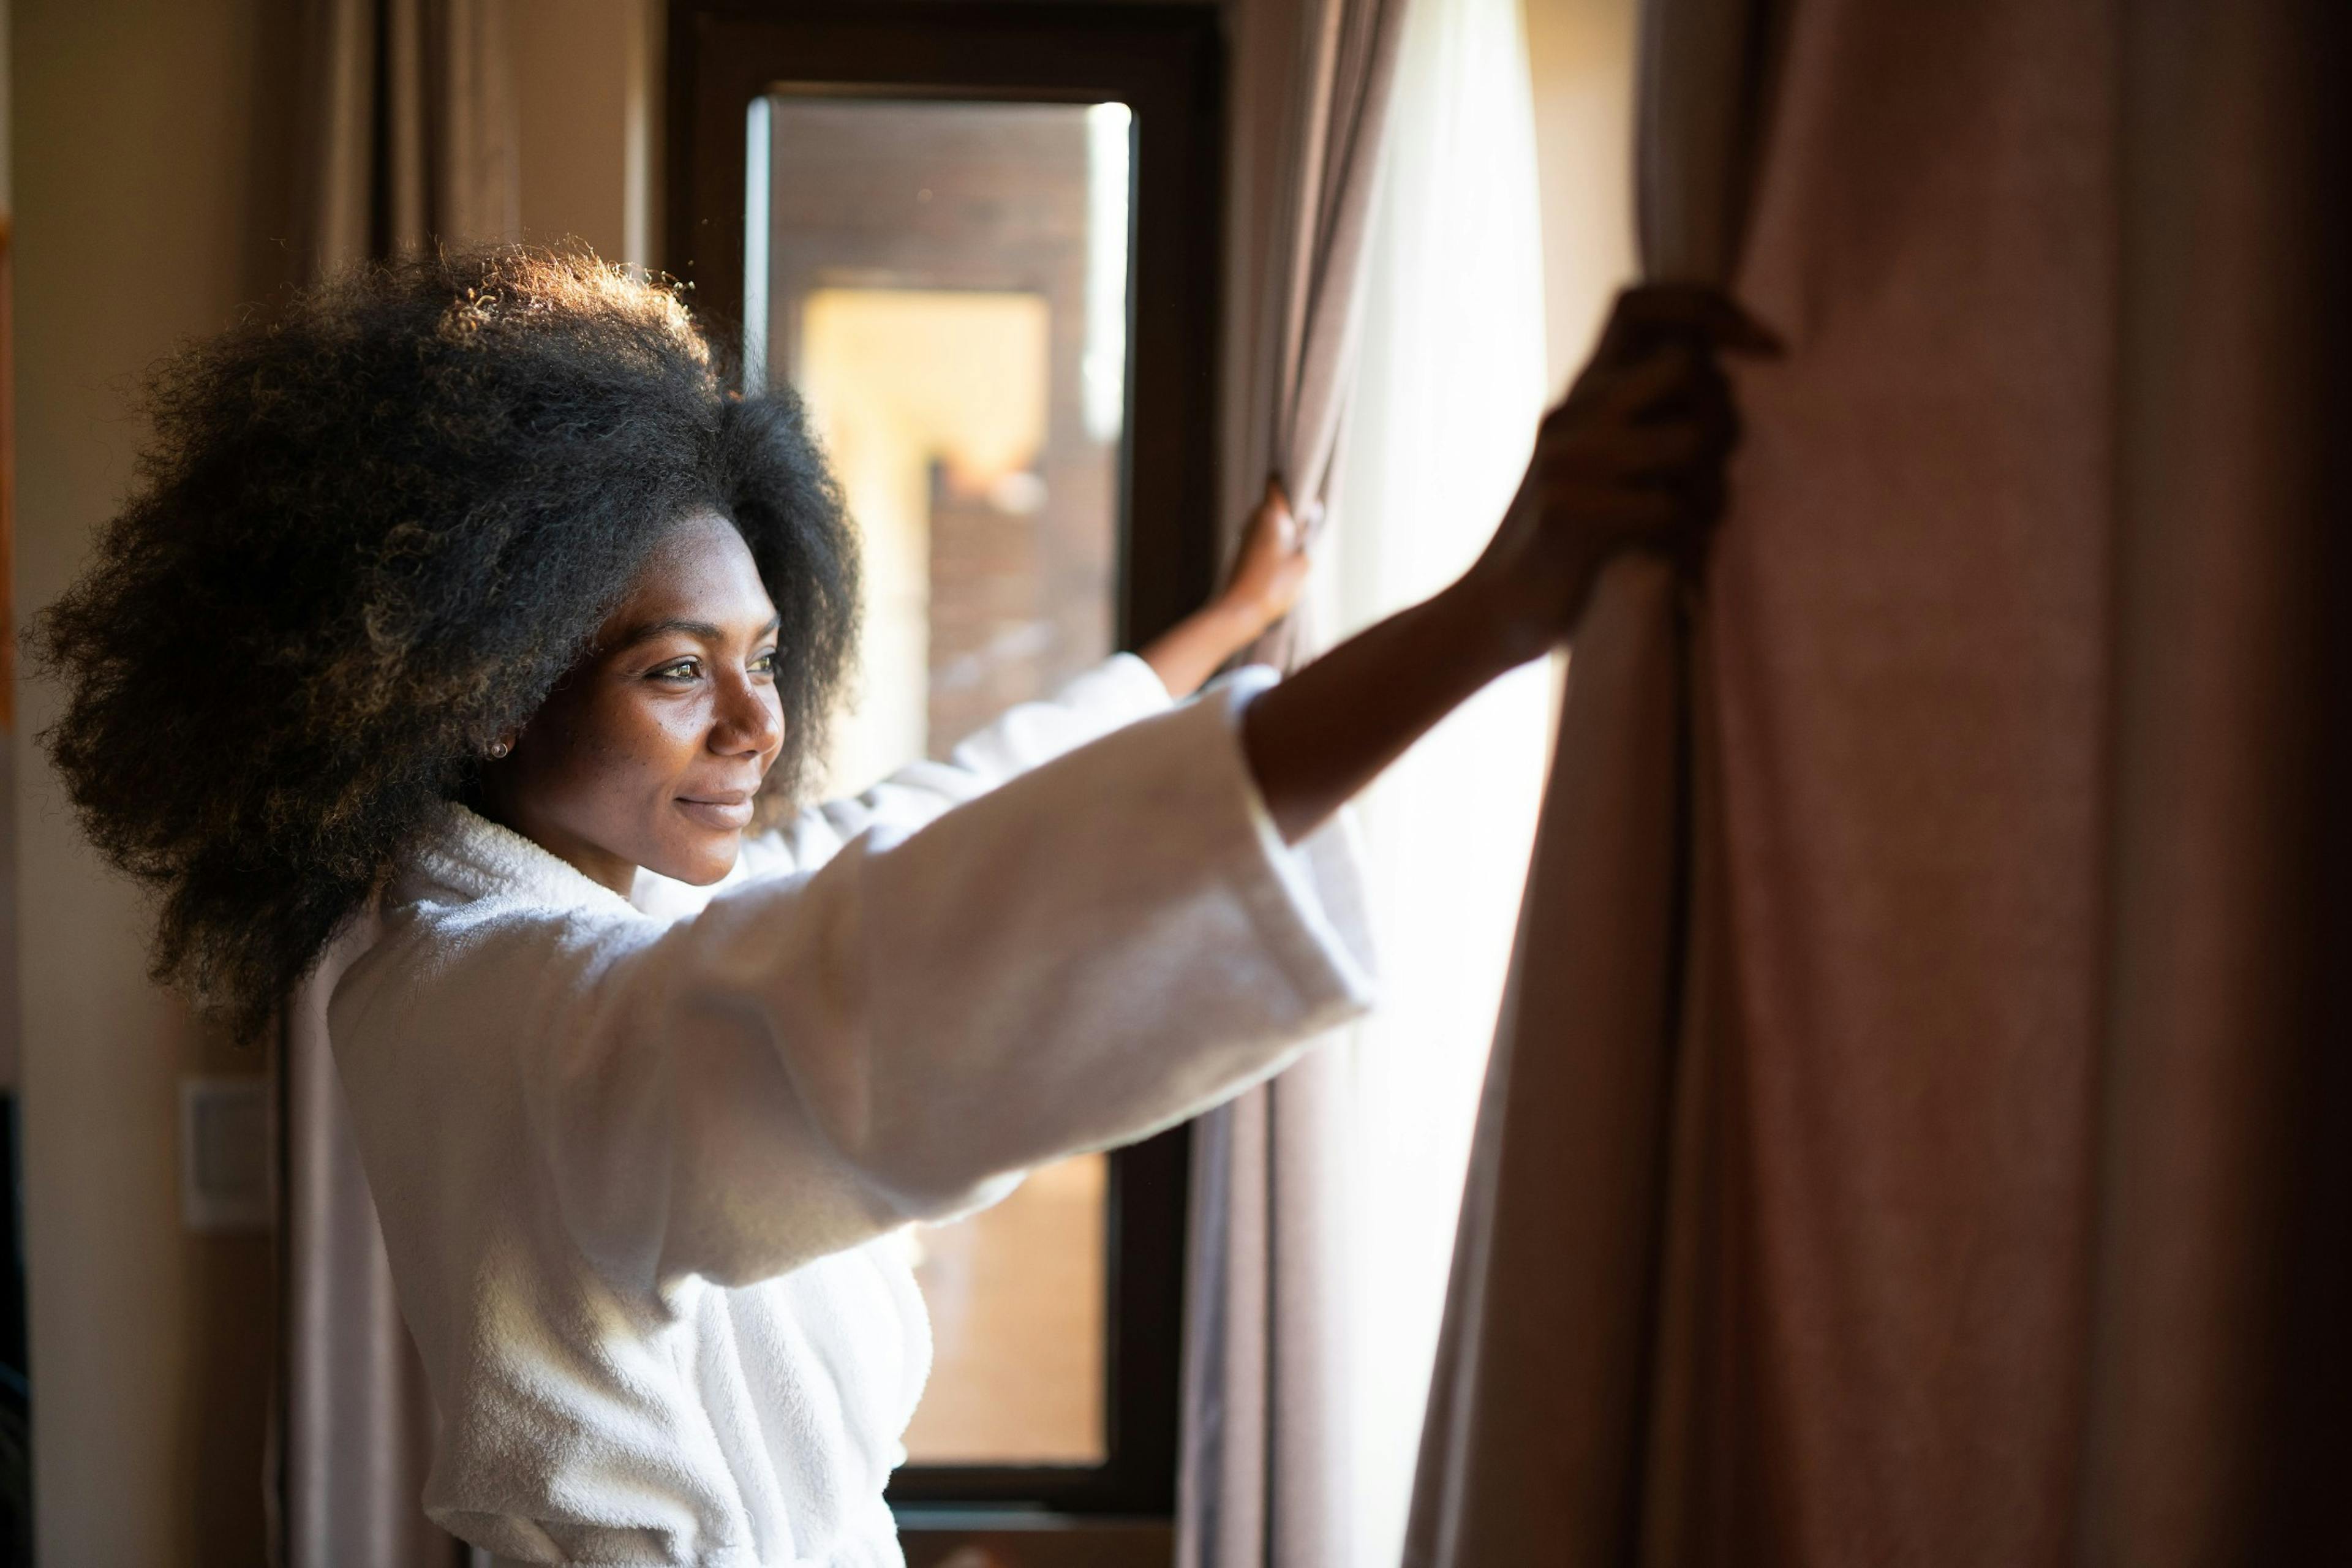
[{"left": 666, "top": 0, "right": 1226, "bottom": 1523}]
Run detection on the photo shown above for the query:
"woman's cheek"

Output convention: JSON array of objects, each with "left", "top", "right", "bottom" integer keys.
[{"left": 609, "top": 686, "right": 706, "bottom": 774}]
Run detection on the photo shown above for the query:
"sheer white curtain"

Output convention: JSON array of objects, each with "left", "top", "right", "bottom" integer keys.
[{"left": 1321, "top": 0, "right": 1549, "bottom": 1562}]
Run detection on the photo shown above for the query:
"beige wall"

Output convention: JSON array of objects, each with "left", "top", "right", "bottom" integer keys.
[
  {"left": 513, "top": 0, "right": 661, "bottom": 268},
  {"left": 1521, "top": 0, "right": 1638, "bottom": 393},
  {"left": 0, "top": 0, "right": 17, "bottom": 1099},
  {"left": 10, "top": 2, "right": 650, "bottom": 1561},
  {"left": 13, "top": 2, "right": 296, "bottom": 1561}
]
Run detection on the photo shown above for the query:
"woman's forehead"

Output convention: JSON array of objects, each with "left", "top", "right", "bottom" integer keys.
[{"left": 608, "top": 512, "right": 777, "bottom": 635}]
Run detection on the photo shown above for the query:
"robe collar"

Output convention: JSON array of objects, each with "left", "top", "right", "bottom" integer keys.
[{"left": 398, "top": 801, "right": 640, "bottom": 917}]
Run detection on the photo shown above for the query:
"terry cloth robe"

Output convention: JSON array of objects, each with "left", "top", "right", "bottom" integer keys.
[{"left": 328, "top": 655, "right": 1376, "bottom": 1568}]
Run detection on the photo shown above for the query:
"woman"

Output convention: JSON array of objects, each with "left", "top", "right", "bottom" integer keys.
[{"left": 40, "top": 249, "right": 1757, "bottom": 1566}]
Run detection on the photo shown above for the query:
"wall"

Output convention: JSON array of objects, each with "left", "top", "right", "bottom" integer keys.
[
  {"left": 12, "top": 2, "right": 296, "bottom": 1561},
  {"left": 512, "top": 0, "right": 660, "bottom": 267},
  {"left": 10, "top": 2, "right": 653, "bottom": 1561},
  {"left": 0, "top": 0, "right": 17, "bottom": 1099}
]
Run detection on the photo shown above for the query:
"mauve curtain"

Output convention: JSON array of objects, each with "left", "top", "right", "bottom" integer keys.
[
  {"left": 1177, "top": 0, "right": 1406, "bottom": 1563},
  {"left": 1407, "top": 0, "right": 2350, "bottom": 1561},
  {"left": 1213, "top": 0, "right": 1407, "bottom": 665},
  {"left": 2079, "top": 0, "right": 2352, "bottom": 1555},
  {"left": 298, "top": 0, "right": 521, "bottom": 269},
  {"left": 277, "top": 5, "right": 518, "bottom": 1566},
  {"left": 1400, "top": 0, "right": 1762, "bottom": 1554}
]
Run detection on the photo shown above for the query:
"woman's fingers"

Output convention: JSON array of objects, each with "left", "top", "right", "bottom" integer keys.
[
  {"left": 1542, "top": 368, "right": 1736, "bottom": 489},
  {"left": 1547, "top": 282, "right": 1773, "bottom": 442},
  {"left": 1262, "top": 472, "right": 1290, "bottom": 513},
  {"left": 1546, "top": 418, "right": 1716, "bottom": 478},
  {"left": 1591, "top": 342, "right": 1701, "bottom": 420},
  {"left": 1540, "top": 483, "right": 1683, "bottom": 530},
  {"left": 1502, "top": 284, "right": 1761, "bottom": 614},
  {"left": 1216, "top": 472, "right": 1314, "bottom": 633},
  {"left": 1595, "top": 282, "right": 1784, "bottom": 361},
  {"left": 1558, "top": 336, "right": 1738, "bottom": 432}
]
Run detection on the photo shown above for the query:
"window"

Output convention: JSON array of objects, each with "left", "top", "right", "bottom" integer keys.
[{"left": 668, "top": 0, "right": 1224, "bottom": 1544}]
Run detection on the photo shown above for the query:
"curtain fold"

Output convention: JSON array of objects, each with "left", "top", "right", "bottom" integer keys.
[
  {"left": 1217, "top": 0, "right": 1404, "bottom": 521},
  {"left": 298, "top": 0, "right": 521, "bottom": 271},
  {"left": 277, "top": 5, "right": 519, "bottom": 1564},
  {"left": 1178, "top": 0, "right": 1409, "bottom": 1562},
  {"left": 2078, "top": 0, "right": 2352, "bottom": 1556},
  {"left": 1409, "top": 0, "right": 2351, "bottom": 1561},
  {"left": 1400, "top": 0, "right": 1763, "bottom": 1556},
  {"left": 1402, "top": 564, "right": 1694, "bottom": 1565},
  {"left": 1179, "top": 1050, "right": 1356, "bottom": 1568},
  {"left": 1215, "top": 0, "right": 1408, "bottom": 671}
]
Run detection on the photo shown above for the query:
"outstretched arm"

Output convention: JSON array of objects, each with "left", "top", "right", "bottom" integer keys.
[
  {"left": 1138, "top": 475, "right": 1315, "bottom": 698},
  {"left": 1241, "top": 284, "right": 1777, "bottom": 844}
]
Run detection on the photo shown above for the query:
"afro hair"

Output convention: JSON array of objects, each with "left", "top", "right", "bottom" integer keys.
[{"left": 35, "top": 246, "right": 861, "bottom": 1041}]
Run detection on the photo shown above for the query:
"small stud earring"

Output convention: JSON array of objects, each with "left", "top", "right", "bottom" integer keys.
[{"left": 486, "top": 739, "right": 512, "bottom": 760}]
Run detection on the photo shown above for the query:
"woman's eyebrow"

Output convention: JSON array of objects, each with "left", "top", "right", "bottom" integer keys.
[{"left": 609, "top": 614, "right": 782, "bottom": 650}]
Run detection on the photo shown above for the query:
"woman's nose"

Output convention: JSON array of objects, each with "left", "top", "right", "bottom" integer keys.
[{"left": 712, "top": 674, "right": 784, "bottom": 756}]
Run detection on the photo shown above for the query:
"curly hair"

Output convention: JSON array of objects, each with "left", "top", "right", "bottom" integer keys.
[{"left": 35, "top": 247, "right": 861, "bottom": 1041}]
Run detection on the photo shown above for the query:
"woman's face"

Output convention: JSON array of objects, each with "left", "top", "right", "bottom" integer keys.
[{"left": 483, "top": 511, "right": 785, "bottom": 893}]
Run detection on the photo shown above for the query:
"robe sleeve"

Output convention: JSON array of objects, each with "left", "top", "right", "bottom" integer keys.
[
  {"left": 732, "top": 651, "right": 1178, "bottom": 881},
  {"left": 503, "top": 668, "right": 1376, "bottom": 1299}
]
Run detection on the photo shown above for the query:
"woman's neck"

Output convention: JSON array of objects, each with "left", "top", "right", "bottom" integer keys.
[{"left": 473, "top": 793, "right": 639, "bottom": 897}]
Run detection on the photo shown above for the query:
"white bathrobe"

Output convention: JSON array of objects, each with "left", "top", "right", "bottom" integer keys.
[{"left": 329, "top": 655, "right": 1376, "bottom": 1567}]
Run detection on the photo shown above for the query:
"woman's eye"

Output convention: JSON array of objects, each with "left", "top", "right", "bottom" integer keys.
[
  {"left": 750, "top": 650, "right": 778, "bottom": 676},
  {"left": 652, "top": 658, "right": 701, "bottom": 682}
]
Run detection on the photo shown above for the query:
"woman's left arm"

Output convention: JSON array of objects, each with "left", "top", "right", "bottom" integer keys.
[
  {"left": 1135, "top": 477, "right": 1312, "bottom": 698},
  {"left": 1240, "top": 284, "right": 1777, "bottom": 843},
  {"left": 739, "top": 487, "right": 1309, "bottom": 880},
  {"left": 746, "top": 655, "right": 1174, "bottom": 876}
]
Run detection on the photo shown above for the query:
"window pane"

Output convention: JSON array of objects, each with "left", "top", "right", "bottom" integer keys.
[
  {"left": 753, "top": 94, "right": 1133, "bottom": 1467},
  {"left": 898, "top": 1153, "right": 1109, "bottom": 1464}
]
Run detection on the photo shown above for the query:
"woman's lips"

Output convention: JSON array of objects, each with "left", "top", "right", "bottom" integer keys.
[{"left": 676, "top": 794, "right": 755, "bottom": 831}]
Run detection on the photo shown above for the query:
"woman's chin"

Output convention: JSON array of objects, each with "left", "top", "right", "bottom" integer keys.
[{"left": 646, "top": 827, "right": 742, "bottom": 888}]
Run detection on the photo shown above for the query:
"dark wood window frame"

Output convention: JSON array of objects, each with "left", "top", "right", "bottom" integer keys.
[{"left": 667, "top": 0, "right": 1226, "bottom": 1527}]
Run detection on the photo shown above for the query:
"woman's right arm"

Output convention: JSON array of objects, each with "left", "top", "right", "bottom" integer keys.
[{"left": 1242, "top": 284, "right": 1775, "bottom": 844}]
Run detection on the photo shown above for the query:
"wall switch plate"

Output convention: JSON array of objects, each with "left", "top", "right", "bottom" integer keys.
[{"left": 180, "top": 1076, "right": 273, "bottom": 1232}]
